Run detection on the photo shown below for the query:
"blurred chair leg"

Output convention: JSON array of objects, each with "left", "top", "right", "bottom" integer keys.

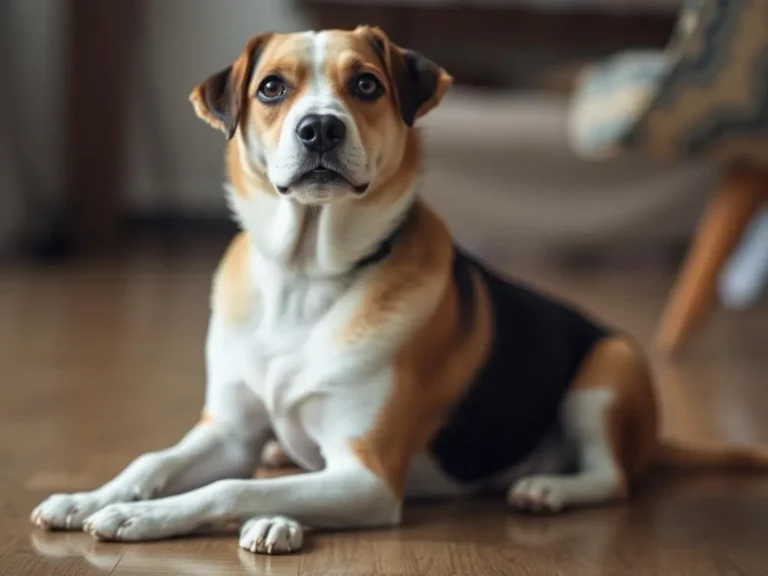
[
  {"left": 655, "top": 168, "right": 767, "bottom": 354},
  {"left": 719, "top": 207, "right": 768, "bottom": 309}
]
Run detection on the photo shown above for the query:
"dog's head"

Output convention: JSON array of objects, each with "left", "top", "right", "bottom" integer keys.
[{"left": 190, "top": 27, "right": 452, "bottom": 205}]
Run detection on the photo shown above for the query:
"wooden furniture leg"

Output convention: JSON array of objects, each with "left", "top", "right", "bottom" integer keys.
[{"left": 656, "top": 168, "right": 768, "bottom": 354}]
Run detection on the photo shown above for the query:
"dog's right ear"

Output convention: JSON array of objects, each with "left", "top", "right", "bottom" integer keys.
[
  {"left": 358, "top": 26, "right": 453, "bottom": 127},
  {"left": 189, "top": 34, "right": 272, "bottom": 140}
]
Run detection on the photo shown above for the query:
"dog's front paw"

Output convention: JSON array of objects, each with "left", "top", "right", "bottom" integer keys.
[
  {"left": 239, "top": 516, "right": 303, "bottom": 555},
  {"left": 83, "top": 502, "right": 188, "bottom": 542},
  {"left": 31, "top": 492, "right": 107, "bottom": 531}
]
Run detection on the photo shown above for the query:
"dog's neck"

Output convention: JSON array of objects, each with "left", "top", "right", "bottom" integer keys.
[{"left": 225, "top": 135, "right": 419, "bottom": 279}]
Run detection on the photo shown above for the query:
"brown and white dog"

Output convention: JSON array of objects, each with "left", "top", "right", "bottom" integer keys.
[{"left": 31, "top": 27, "right": 768, "bottom": 555}]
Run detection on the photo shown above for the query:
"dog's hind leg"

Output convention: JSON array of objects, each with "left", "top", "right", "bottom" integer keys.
[{"left": 508, "top": 337, "right": 657, "bottom": 513}]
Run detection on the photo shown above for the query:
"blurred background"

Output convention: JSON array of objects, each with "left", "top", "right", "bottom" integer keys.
[{"left": 1, "top": 0, "right": 712, "bottom": 262}]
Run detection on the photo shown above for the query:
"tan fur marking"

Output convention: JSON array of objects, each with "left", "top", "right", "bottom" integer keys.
[
  {"left": 322, "top": 31, "right": 412, "bottom": 208},
  {"left": 347, "top": 204, "right": 493, "bottom": 496},
  {"left": 221, "top": 37, "right": 315, "bottom": 199},
  {"left": 336, "top": 202, "right": 451, "bottom": 347},
  {"left": 362, "top": 129, "right": 421, "bottom": 206},
  {"left": 353, "top": 26, "right": 407, "bottom": 123},
  {"left": 226, "top": 137, "right": 273, "bottom": 199},
  {"left": 199, "top": 410, "right": 214, "bottom": 425},
  {"left": 247, "top": 35, "right": 311, "bottom": 149},
  {"left": 355, "top": 26, "right": 453, "bottom": 124},
  {"left": 211, "top": 232, "right": 253, "bottom": 325},
  {"left": 571, "top": 337, "right": 768, "bottom": 477},
  {"left": 570, "top": 337, "right": 658, "bottom": 487},
  {"left": 321, "top": 29, "right": 447, "bottom": 208},
  {"left": 323, "top": 31, "right": 396, "bottom": 133}
]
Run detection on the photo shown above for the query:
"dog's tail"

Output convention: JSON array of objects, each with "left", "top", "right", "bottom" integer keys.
[{"left": 652, "top": 438, "right": 768, "bottom": 471}]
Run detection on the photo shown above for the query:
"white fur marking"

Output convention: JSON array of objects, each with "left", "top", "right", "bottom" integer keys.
[
  {"left": 508, "top": 389, "right": 624, "bottom": 513},
  {"left": 239, "top": 516, "right": 304, "bottom": 555}
]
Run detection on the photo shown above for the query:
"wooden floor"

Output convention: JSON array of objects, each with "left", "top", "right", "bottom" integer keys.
[{"left": 1, "top": 237, "right": 767, "bottom": 575}]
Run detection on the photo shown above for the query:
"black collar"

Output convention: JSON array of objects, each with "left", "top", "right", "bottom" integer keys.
[{"left": 352, "top": 204, "right": 416, "bottom": 271}]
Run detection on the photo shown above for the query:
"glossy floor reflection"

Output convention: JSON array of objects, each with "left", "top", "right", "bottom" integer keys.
[{"left": 2, "top": 239, "right": 767, "bottom": 575}]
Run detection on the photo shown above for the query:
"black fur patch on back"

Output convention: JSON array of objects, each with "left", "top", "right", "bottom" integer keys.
[{"left": 429, "top": 248, "right": 610, "bottom": 483}]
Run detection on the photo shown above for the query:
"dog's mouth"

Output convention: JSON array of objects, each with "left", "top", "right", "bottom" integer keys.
[
  {"left": 276, "top": 165, "right": 369, "bottom": 197},
  {"left": 299, "top": 168, "right": 348, "bottom": 188}
]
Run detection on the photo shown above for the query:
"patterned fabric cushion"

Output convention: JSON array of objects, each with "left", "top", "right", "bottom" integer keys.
[
  {"left": 569, "top": 51, "right": 670, "bottom": 159},
  {"left": 572, "top": 0, "right": 768, "bottom": 167}
]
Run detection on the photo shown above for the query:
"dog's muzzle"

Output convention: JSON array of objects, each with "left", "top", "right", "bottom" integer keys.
[{"left": 275, "top": 114, "right": 369, "bottom": 197}]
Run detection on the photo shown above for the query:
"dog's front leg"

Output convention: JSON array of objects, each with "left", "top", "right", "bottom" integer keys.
[
  {"left": 31, "top": 410, "right": 269, "bottom": 531},
  {"left": 32, "top": 316, "right": 271, "bottom": 531},
  {"left": 82, "top": 460, "right": 401, "bottom": 554}
]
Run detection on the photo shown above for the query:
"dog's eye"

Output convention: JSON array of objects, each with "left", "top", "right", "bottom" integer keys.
[
  {"left": 351, "top": 73, "right": 383, "bottom": 101},
  {"left": 257, "top": 75, "right": 287, "bottom": 103}
]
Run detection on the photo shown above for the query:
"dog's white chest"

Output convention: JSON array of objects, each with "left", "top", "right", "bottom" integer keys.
[
  {"left": 247, "top": 327, "right": 315, "bottom": 423},
  {"left": 241, "top": 262, "right": 350, "bottom": 469}
]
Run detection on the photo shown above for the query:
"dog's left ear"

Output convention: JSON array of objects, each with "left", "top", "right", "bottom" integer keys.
[
  {"left": 359, "top": 26, "right": 453, "bottom": 127},
  {"left": 189, "top": 33, "right": 273, "bottom": 139}
]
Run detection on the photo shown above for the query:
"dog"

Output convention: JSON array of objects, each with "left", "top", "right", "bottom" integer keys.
[{"left": 31, "top": 26, "right": 768, "bottom": 555}]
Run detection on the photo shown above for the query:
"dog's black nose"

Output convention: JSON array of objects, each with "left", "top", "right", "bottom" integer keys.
[{"left": 296, "top": 114, "right": 346, "bottom": 153}]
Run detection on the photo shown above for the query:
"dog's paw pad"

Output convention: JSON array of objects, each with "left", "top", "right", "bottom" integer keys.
[
  {"left": 508, "top": 476, "right": 566, "bottom": 513},
  {"left": 239, "top": 516, "right": 303, "bottom": 555},
  {"left": 31, "top": 493, "right": 104, "bottom": 531}
]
